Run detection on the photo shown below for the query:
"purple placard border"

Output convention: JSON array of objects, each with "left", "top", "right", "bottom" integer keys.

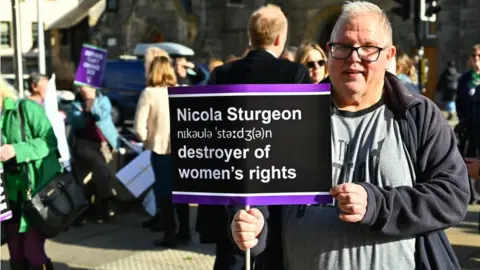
[
  {"left": 172, "top": 193, "right": 333, "bottom": 206},
  {"left": 0, "top": 210, "right": 12, "bottom": 222},
  {"left": 169, "top": 83, "right": 330, "bottom": 95}
]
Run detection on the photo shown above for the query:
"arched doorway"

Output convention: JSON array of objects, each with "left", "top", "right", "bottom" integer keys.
[
  {"left": 143, "top": 27, "right": 165, "bottom": 43},
  {"left": 303, "top": 4, "right": 342, "bottom": 51}
]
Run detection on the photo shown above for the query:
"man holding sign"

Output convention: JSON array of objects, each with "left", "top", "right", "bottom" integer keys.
[
  {"left": 197, "top": 4, "right": 311, "bottom": 270},
  {"left": 231, "top": 1, "right": 469, "bottom": 270}
]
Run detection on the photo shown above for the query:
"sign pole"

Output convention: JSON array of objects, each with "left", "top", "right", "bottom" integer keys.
[
  {"left": 245, "top": 205, "right": 251, "bottom": 270},
  {"left": 36, "top": 0, "right": 46, "bottom": 74},
  {"left": 11, "top": 0, "right": 24, "bottom": 97}
]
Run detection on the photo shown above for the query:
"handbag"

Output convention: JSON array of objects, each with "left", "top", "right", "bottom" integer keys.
[{"left": 17, "top": 99, "right": 88, "bottom": 238}]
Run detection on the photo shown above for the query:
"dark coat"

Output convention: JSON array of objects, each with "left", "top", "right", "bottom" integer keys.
[
  {"left": 437, "top": 66, "right": 460, "bottom": 102},
  {"left": 243, "top": 72, "right": 469, "bottom": 270}
]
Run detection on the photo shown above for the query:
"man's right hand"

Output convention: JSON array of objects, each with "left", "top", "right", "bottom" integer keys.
[{"left": 231, "top": 208, "right": 265, "bottom": 251}]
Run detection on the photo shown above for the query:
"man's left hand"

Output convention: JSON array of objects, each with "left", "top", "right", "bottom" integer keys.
[
  {"left": 330, "top": 183, "right": 368, "bottom": 223},
  {"left": 465, "top": 157, "right": 480, "bottom": 180},
  {"left": 0, "top": 145, "right": 16, "bottom": 162}
]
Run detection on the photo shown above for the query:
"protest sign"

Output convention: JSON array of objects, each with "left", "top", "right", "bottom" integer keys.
[
  {"left": 73, "top": 44, "right": 107, "bottom": 88},
  {"left": 116, "top": 150, "right": 155, "bottom": 198},
  {"left": 169, "top": 84, "right": 332, "bottom": 205},
  {"left": 44, "top": 74, "right": 71, "bottom": 166},
  {"left": 0, "top": 166, "right": 12, "bottom": 222}
]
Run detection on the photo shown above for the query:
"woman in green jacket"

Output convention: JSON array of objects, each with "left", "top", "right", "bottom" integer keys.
[{"left": 0, "top": 78, "right": 61, "bottom": 270}]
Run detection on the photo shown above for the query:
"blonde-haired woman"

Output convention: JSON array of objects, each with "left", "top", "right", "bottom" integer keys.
[
  {"left": 140, "top": 47, "right": 171, "bottom": 231},
  {"left": 134, "top": 56, "right": 190, "bottom": 247},
  {"left": 396, "top": 52, "right": 420, "bottom": 94},
  {"left": 1, "top": 78, "right": 60, "bottom": 269},
  {"left": 295, "top": 42, "right": 328, "bottom": 83},
  {"left": 144, "top": 47, "right": 170, "bottom": 80}
]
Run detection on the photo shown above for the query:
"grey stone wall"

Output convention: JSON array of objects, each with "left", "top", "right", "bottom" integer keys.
[
  {"left": 191, "top": 0, "right": 418, "bottom": 59},
  {"left": 437, "top": 0, "right": 480, "bottom": 74},
  {"left": 95, "top": 0, "right": 191, "bottom": 58},
  {"left": 191, "top": 0, "right": 264, "bottom": 61}
]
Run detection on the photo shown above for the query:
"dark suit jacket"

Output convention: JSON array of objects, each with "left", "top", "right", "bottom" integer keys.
[
  {"left": 195, "top": 49, "right": 311, "bottom": 269},
  {"left": 456, "top": 71, "right": 474, "bottom": 121},
  {"left": 208, "top": 49, "right": 312, "bottom": 85}
]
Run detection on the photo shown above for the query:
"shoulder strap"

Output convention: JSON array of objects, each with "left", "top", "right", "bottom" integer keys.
[
  {"left": 16, "top": 99, "right": 27, "bottom": 142},
  {"left": 16, "top": 99, "right": 33, "bottom": 197}
]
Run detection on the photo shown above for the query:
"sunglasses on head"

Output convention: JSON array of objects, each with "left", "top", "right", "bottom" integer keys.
[{"left": 306, "top": 60, "right": 326, "bottom": 69}]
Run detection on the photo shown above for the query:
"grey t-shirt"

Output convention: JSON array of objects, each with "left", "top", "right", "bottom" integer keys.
[{"left": 282, "top": 99, "right": 417, "bottom": 270}]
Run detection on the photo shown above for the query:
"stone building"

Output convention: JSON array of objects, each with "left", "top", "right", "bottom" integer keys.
[
  {"left": 90, "top": 0, "right": 420, "bottom": 90},
  {"left": 0, "top": 0, "right": 78, "bottom": 75},
  {"left": 94, "top": 0, "right": 412, "bottom": 61}
]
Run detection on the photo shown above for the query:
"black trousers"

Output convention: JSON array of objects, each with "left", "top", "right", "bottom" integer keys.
[{"left": 214, "top": 236, "right": 246, "bottom": 270}]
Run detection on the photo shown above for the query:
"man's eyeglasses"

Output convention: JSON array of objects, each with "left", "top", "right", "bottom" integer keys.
[
  {"left": 328, "top": 42, "right": 386, "bottom": 62},
  {"left": 306, "top": 60, "right": 327, "bottom": 69}
]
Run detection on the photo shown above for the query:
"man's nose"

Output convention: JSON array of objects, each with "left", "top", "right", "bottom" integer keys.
[{"left": 347, "top": 49, "right": 362, "bottom": 62}]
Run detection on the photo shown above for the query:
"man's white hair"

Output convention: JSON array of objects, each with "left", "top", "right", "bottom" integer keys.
[{"left": 330, "top": 1, "right": 393, "bottom": 45}]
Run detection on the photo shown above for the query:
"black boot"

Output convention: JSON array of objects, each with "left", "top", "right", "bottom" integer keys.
[
  {"left": 175, "top": 203, "right": 191, "bottom": 245},
  {"left": 95, "top": 198, "right": 116, "bottom": 223},
  {"left": 9, "top": 260, "right": 29, "bottom": 270},
  {"left": 142, "top": 214, "right": 160, "bottom": 228},
  {"left": 153, "top": 199, "right": 177, "bottom": 248},
  {"left": 142, "top": 214, "right": 164, "bottom": 232},
  {"left": 30, "top": 260, "right": 54, "bottom": 270}
]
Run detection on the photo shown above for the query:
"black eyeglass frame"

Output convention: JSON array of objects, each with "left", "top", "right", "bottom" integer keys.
[{"left": 327, "top": 42, "right": 387, "bottom": 62}]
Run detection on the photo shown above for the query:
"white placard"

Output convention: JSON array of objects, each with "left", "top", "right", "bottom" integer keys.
[
  {"left": 44, "top": 74, "right": 71, "bottom": 163},
  {"left": 116, "top": 150, "right": 154, "bottom": 198}
]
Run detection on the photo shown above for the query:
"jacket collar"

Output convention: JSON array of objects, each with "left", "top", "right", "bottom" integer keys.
[
  {"left": 321, "top": 71, "right": 421, "bottom": 116},
  {"left": 245, "top": 49, "right": 278, "bottom": 60}
]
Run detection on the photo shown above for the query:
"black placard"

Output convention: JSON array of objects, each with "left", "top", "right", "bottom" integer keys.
[{"left": 169, "top": 84, "right": 332, "bottom": 205}]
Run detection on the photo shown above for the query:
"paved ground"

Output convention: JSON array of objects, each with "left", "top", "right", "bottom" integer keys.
[
  {"left": 1, "top": 204, "right": 479, "bottom": 270},
  {"left": 1, "top": 206, "right": 216, "bottom": 270}
]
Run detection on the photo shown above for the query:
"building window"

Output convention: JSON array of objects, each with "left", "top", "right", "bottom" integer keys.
[
  {"left": 60, "top": 29, "right": 69, "bottom": 46},
  {"left": 106, "top": 0, "right": 118, "bottom": 12},
  {"left": 227, "top": 0, "right": 244, "bottom": 7},
  {"left": 0, "top": 22, "right": 11, "bottom": 48},
  {"left": 181, "top": 0, "right": 193, "bottom": 14},
  {"left": 32, "top": 22, "right": 46, "bottom": 47},
  {"left": 32, "top": 22, "right": 38, "bottom": 46}
]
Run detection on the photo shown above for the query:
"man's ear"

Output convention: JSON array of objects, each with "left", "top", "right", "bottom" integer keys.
[
  {"left": 387, "top": 45, "right": 397, "bottom": 61},
  {"left": 273, "top": 35, "right": 280, "bottom": 46}
]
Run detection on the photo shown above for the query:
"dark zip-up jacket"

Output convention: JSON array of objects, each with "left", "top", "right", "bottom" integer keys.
[{"left": 237, "top": 72, "right": 470, "bottom": 270}]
